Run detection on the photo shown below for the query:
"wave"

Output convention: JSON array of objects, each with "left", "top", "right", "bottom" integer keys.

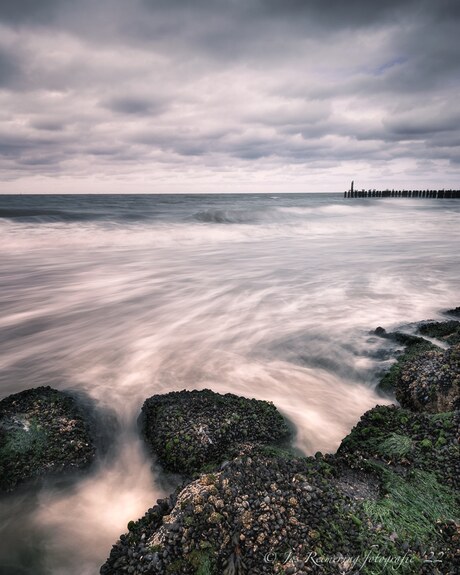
[
  {"left": 0, "top": 207, "right": 100, "bottom": 223},
  {"left": 0, "top": 207, "right": 156, "bottom": 224},
  {"left": 192, "top": 208, "right": 257, "bottom": 224}
]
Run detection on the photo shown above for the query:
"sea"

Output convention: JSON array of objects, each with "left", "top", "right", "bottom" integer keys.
[{"left": 0, "top": 192, "right": 459, "bottom": 574}]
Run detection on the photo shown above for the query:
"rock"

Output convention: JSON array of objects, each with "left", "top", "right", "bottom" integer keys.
[
  {"left": 396, "top": 344, "right": 460, "bottom": 413},
  {"left": 374, "top": 328, "right": 439, "bottom": 395},
  {"left": 445, "top": 306, "right": 460, "bottom": 318},
  {"left": 100, "top": 453, "right": 372, "bottom": 574},
  {"left": 375, "top": 311, "right": 460, "bottom": 398},
  {"left": 102, "top": 310, "right": 460, "bottom": 574},
  {"left": 139, "top": 389, "right": 292, "bottom": 476},
  {"left": 0, "top": 386, "right": 95, "bottom": 492},
  {"left": 418, "top": 320, "right": 460, "bottom": 346},
  {"left": 337, "top": 404, "right": 460, "bottom": 490},
  {"left": 101, "top": 445, "right": 460, "bottom": 574}
]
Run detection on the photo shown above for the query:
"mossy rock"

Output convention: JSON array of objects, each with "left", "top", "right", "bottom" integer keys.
[
  {"left": 103, "top": 394, "right": 460, "bottom": 575},
  {"left": 333, "top": 405, "right": 459, "bottom": 570},
  {"left": 139, "top": 389, "right": 292, "bottom": 475},
  {"left": 0, "top": 386, "right": 95, "bottom": 491}
]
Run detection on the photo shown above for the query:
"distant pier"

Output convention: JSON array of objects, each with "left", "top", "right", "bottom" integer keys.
[{"left": 344, "top": 188, "right": 460, "bottom": 199}]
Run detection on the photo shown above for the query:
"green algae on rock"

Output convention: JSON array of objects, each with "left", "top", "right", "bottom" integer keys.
[
  {"left": 0, "top": 386, "right": 95, "bottom": 492},
  {"left": 337, "top": 404, "right": 460, "bottom": 491},
  {"left": 139, "top": 389, "right": 292, "bottom": 476},
  {"left": 335, "top": 404, "right": 460, "bottom": 572}
]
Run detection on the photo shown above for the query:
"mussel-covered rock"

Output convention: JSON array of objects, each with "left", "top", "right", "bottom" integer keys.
[
  {"left": 103, "top": 310, "right": 460, "bottom": 575},
  {"left": 101, "top": 453, "right": 373, "bottom": 575},
  {"left": 101, "top": 447, "right": 459, "bottom": 575},
  {"left": 0, "top": 386, "right": 95, "bottom": 491},
  {"left": 374, "top": 325, "right": 459, "bottom": 412},
  {"left": 396, "top": 344, "right": 460, "bottom": 413},
  {"left": 373, "top": 328, "right": 438, "bottom": 395},
  {"left": 139, "top": 389, "right": 291, "bottom": 476}
]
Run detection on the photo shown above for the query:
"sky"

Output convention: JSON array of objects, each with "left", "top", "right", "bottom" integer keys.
[{"left": 0, "top": 0, "right": 459, "bottom": 193}]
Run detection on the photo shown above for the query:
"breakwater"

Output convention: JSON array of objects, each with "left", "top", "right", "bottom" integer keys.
[{"left": 344, "top": 188, "right": 460, "bottom": 198}]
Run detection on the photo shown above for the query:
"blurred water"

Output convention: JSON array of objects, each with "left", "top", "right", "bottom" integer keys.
[{"left": 0, "top": 193, "right": 459, "bottom": 574}]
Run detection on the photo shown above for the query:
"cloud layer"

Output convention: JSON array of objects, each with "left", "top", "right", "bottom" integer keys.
[{"left": 0, "top": 0, "right": 459, "bottom": 192}]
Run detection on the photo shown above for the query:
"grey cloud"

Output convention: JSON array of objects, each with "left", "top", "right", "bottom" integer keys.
[
  {"left": 0, "top": 48, "right": 19, "bottom": 86},
  {"left": 0, "top": 0, "right": 67, "bottom": 25},
  {"left": 17, "top": 155, "right": 62, "bottom": 166},
  {"left": 31, "top": 119, "right": 65, "bottom": 131},
  {"left": 260, "top": 0, "right": 419, "bottom": 28},
  {"left": 103, "top": 96, "right": 166, "bottom": 116},
  {"left": 384, "top": 114, "right": 460, "bottom": 139},
  {"left": 0, "top": 0, "right": 459, "bottom": 189}
]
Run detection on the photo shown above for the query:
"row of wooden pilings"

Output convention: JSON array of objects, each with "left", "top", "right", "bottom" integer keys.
[{"left": 344, "top": 189, "right": 460, "bottom": 199}]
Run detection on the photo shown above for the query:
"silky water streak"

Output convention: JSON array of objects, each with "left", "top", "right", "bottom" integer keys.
[{"left": 0, "top": 192, "right": 459, "bottom": 574}]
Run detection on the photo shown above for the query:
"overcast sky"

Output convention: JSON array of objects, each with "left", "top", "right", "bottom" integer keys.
[{"left": 0, "top": 0, "right": 459, "bottom": 193}]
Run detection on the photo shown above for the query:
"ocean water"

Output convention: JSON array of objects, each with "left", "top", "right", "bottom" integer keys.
[{"left": 0, "top": 193, "right": 459, "bottom": 574}]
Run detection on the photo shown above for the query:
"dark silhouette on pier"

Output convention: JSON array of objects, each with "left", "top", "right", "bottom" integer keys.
[{"left": 344, "top": 183, "right": 460, "bottom": 199}]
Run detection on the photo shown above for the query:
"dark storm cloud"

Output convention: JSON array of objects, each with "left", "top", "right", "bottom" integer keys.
[{"left": 0, "top": 0, "right": 459, "bottom": 191}]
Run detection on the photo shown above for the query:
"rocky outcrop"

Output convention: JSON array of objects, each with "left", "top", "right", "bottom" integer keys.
[
  {"left": 101, "top": 311, "right": 460, "bottom": 575},
  {"left": 139, "top": 389, "right": 292, "bottom": 476},
  {"left": 101, "top": 450, "right": 411, "bottom": 575},
  {"left": 445, "top": 307, "right": 460, "bottom": 318},
  {"left": 373, "top": 328, "right": 437, "bottom": 395},
  {"left": 374, "top": 324, "right": 460, "bottom": 413},
  {"left": 396, "top": 344, "right": 460, "bottom": 413},
  {"left": 0, "top": 386, "right": 95, "bottom": 492},
  {"left": 418, "top": 320, "right": 460, "bottom": 346},
  {"left": 101, "top": 436, "right": 459, "bottom": 574},
  {"left": 337, "top": 404, "right": 459, "bottom": 490}
]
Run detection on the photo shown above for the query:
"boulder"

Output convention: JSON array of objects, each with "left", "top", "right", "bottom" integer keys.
[
  {"left": 139, "top": 389, "right": 292, "bottom": 476},
  {"left": 0, "top": 386, "right": 95, "bottom": 491}
]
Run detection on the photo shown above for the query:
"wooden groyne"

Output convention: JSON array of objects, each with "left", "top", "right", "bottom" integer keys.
[{"left": 344, "top": 188, "right": 460, "bottom": 199}]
